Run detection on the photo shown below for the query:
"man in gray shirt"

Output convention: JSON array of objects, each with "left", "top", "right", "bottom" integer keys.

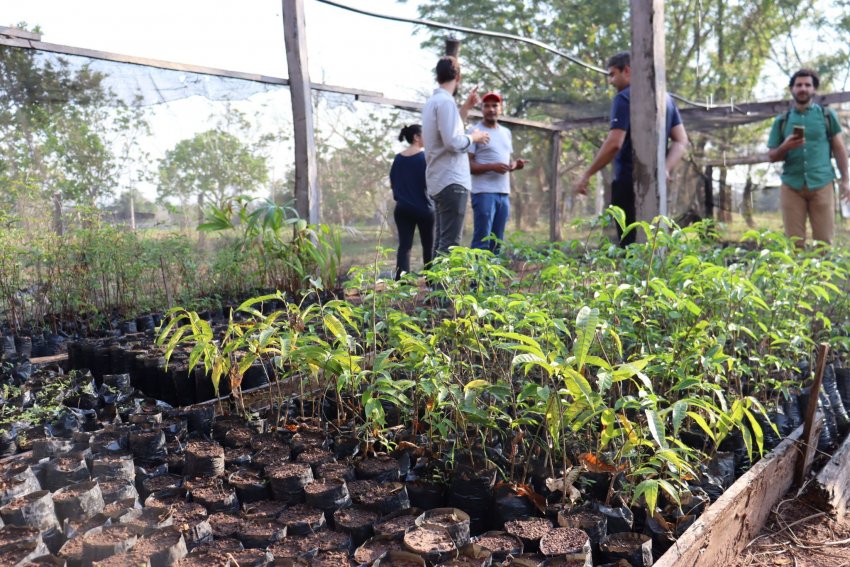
[
  {"left": 422, "top": 56, "right": 490, "bottom": 254},
  {"left": 468, "top": 92, "right": 525, "bottom": 252}
]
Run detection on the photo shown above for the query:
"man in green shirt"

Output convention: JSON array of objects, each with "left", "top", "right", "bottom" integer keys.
[{"left": 768, "top": 68, "right": 850, "bottom": 245}]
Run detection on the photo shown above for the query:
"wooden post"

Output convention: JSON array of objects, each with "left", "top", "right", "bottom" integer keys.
[
  {"left": 52, "top": 192, "right": 63, "bottom": 235},
  {"left": 283, "top": 0, "right": 320, "bottom": 224},
  {"left": 129, "top": 194, "right": 136, "bottom": 231},
  {"left": 630, "top": 0, "right": 666, "bottom": 241},
  {"left": 705, "top": 165, "right": 714, "bottom": 219},
  {"left": 549, "top": 131, "right": 562, "bottom": 241},
  {"left": 795, "top": 343, "right": 829, "bottom": 486},
  {"left": 445, "top": 36, "right": 461, "bottom": 57}
]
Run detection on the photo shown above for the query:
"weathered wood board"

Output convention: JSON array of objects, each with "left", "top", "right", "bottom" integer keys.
[{"left": 656, "top": 416, "right": 823, "bottom": 567}]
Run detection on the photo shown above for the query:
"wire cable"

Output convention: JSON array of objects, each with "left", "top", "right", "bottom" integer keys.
[
  {"left": 314, "top": 0, "right": 607, "bottom": 75},
  {"left": 315, "top": 0, "right": 742, "bottom": 113}
]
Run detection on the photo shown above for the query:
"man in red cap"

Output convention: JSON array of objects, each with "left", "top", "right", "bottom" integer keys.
[{"left": 467, "top": 91, "right": 526, "bottom": 252}]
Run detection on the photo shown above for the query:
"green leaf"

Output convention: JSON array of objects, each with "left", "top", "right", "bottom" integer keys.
[
  {"left": 645, "top": 409, "right": 668, "bottom": 449},
  {"left": 574, "top": 306, "right": 599, "bottom": 372},
  {"left": 633, "top": 479, "right": 660, "bottom": 512}
]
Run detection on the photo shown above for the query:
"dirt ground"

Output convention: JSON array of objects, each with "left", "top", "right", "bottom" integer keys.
[{"left": 731, "top": 487, "right": 850, "bottom": 567}]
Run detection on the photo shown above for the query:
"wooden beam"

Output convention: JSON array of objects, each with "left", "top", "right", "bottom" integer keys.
[
  {"left": 655, "top": 417, "right": 824, "bottom": 567},
  {"left": 549, "top": 131, "right": 563, "bottom": 241},
  {"left": 283, "top": 0, "right": 320, "bottom": 224},
  {"left": 796, "top": 343, "right": 829, "bottom": 486},
  {"left": 704, "top": 165, "right": 714, "bottom": 219},
  {"left": 0, "top": 26, "right": 41, "bottom": 41},
  {"left": 0, "top": 37, "right": 386, "bottom": 101},
  {"left": 630, "top": 0, "right": 666, "bottom": 235},
  {"left": 805, "top": 425, "right": 850, "bottom": 517},
  {"left": 555, "top": 90, "right": 850, "bottom": 132}
]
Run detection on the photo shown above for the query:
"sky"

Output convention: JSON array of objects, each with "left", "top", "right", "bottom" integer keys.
[
  {"left": 2, "top": 0, "right": 435, "bottom": 101},
  {"left": 2, "top": 0, "right": 438, "bottom": 199}
]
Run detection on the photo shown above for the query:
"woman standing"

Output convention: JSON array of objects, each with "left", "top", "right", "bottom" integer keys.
[{"left": 390, "top": 124, "right": 434, "bottom": 280}]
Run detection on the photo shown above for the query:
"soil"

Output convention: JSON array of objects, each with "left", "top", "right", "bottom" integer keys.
[
  {"left": 730, "top": 493, "right": 850, "bottom": 567},
  {"left": 237, "top": 517, "right": 287, "bottom": 547},
  {"left": 374, "top": 510, "right": 420, "bottom": 538},
  {"left": 420, "top": 509, "right": 467, "bottom": 530},
  {"left": 310, "top": 550, "right": 353, "bottom": 567},
  {"left": 354, "top": 536, "right": 407, "bottom": 564},
  {"left": 600, "top": 532, "right": 649, "bottom": 553},
  {"left": 355, "top": 455, "right": 401, "bottom": 480},
  {"left": 538, "top": 527, "right": 589, "bottom": 555},
  {"left": 285, "top": 527, "right": 352, "bottom": 554},
  {"left": 207, "top": 512, "right": 243, "bottom": 538},
  {"left": 142, "top": 473, "right": 183, "bottom": 494},
  {"left": 132, "top": 527, "right": 187, "bottom": 562},
  {"left": 242, "top": 499, "right": 287, "bottom": 519},
  {"left": 348, "top": 479, "right": 408, "bottom": 512},
  {"left": 403, "top": 526, "right": 456, "bottom": 553},
  {"left": 81, "top": 524, "right": 139, "bottom": 553},
  {"left": 472, "top": 531, "right": 524, "bottom": 559},
  {"left": 334, "top": 506, "right": 379, "bottom": 531},
  {"left": 223, "top": 426, "right": 254, "bottom": 448},
  {"left": 0, "top": 525, "right": 40, "bottom": 548},
  {"left": 504, "top": 517, "right": 554, "bottom": 542},
  {"left": 297, "top": 447, "right": 337, "bottom": 470},
  {"left": 170, "top": 501, "right": 208, "bottom": 529},
  {"left": 224, "top": 446, "right": 253, "bottom": 467},
  {"left": 275, "top": 502, "right": 327, "bottom": 534},
  {"left": 186, "top": 440, "right": 220, "bottom": 459},
  {"left": 316, "top": 461, "right": 356, "bottom": 482}
]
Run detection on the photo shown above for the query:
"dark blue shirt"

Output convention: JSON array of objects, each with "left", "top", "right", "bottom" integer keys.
[
  {"left": 610, "top": 87, "right": 683, "bottom": 182},
  {"left": 390, "top": 152, "right": 433, "bottom": 213}
]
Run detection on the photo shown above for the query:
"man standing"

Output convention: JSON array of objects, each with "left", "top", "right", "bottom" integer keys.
[
  {"left": 767, "top": 68, "right": 849, "bottom": 246},
  {"left": 575, "top": 51, "right": 689, "bottom": 246},
  {"left": 422, "top": 56, "right": 489, "bottom": 254},
  {"left": 467, "top": 92, "right": 526, "bottom": 252}
]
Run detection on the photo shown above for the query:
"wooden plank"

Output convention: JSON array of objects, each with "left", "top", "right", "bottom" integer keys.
[
  {"left": 796, "top": 343, "right": 829, "bottom": 485},
  {"left": 554, "top": 91, "right": 850, "bottom": 132},
  {"left": 655, "top": 416, "right": 824, "bottom": 567},
  {"left": 0, "top": 26, "right": 41, "bottom": 41},
  {"left": 805, "top": 429, "right": 850, "bottom": 517},
  {"left": 549, "top": 131, "right": 563, "bottom": 241},
  {"left": 630, "top": 0, "right": 666, "bottom": 237},
  {"left": 30, "top": 353, "right": 69, "bottom": 365},
  {"left": 359, "top": 94, "right": 561, "bottom": 132},
  {"left": 283, "top": 0, "right": 320, "bottom": 224}
]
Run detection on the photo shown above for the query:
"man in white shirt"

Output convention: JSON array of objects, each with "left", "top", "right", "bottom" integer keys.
[
  {"left": 467, "top": 92, "right": 525, "bottom": 252},
  {"left": 422, "top": 56, "right": 490, "bottom": 255}
]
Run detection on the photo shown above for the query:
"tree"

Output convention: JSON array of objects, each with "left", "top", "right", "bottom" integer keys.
[
  {"left": 415, "top": 0, "right": 821, "bottom": 220},
  {"left": 0, "top": 33, "right": 147, "bottom": 226},
  {"left": 314, "top": 109, "right": 399, "bottom": 226},
  {"left": 157, "top": 129, "right": 270, "bottom": 227}
]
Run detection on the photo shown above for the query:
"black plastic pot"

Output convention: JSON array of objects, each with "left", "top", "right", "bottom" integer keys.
[
  {"left": 0, "top": 428, "right": 17, "bottom": 458},
  {"left": 823, "top": 364, "right": 850, "bottom": 435},
  {"left": 145, "top": 526, "right": 189, "bottom": 567},
  {"left": 448, "top": 468, "right": 496, "bottom": 535},
  {"left": 184, "top": 440, "right": 225, "bottom": 479},
  {"left": 599, "top": 532, "right": 652, "bottom": 566},
  {"left": 128, "top": 428, "right": 166, "bottom": 461},
  {"left": 0, "top": 490, "right": 59, "bottom": 531},
  {"left": 44, "top": 455, "right": 90, "bottom": 492},
  {"left": 492, "top": 484, "right": 536, "bottom": 527},
  {"left": 593, "top": 503, "right": 633, "bottom": 535},
  {"left": 228, "top": 469, "right": 271, "bottom": 504},
  {"left": 170, "top": 364, "right": 196, "bottom": 407},
  {"left": 236, "top": 518, "right": 287, "bottom": 549},
  {"left": 266, "top": 462, "right": 314, "bottom": 504},
  {"left": 52, "top": 480, "right": 104, "bottom": 524},
  {"left": 0, "top": 463, "right": 41, "bottom": 506},
  {"left": 96, "top": 477, "right": 139, "bottom": 505},
  {"left": 80, "top": 525, "right": 138, "bottom": 564},
  {"left": 333, "top": 507, "right": 378, "bottom": 547}
]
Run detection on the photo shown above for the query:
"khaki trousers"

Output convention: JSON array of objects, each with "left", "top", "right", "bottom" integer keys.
[{"left": 780, "top": 183, "right": 834, "bottom": 245}]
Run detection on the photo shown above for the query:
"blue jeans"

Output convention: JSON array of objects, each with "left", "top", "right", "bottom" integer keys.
[{"left": 471, "top": 192, "right": 510, "bottom": 252}]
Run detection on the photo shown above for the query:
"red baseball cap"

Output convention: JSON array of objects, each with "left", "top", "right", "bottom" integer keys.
[{"left": 481, "top": 91, "right": 502, "bottom": 103}]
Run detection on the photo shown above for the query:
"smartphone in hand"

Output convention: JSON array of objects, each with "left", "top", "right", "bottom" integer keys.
[{"left": 793, "top": 125, "right": 805, "bottom": 138}]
